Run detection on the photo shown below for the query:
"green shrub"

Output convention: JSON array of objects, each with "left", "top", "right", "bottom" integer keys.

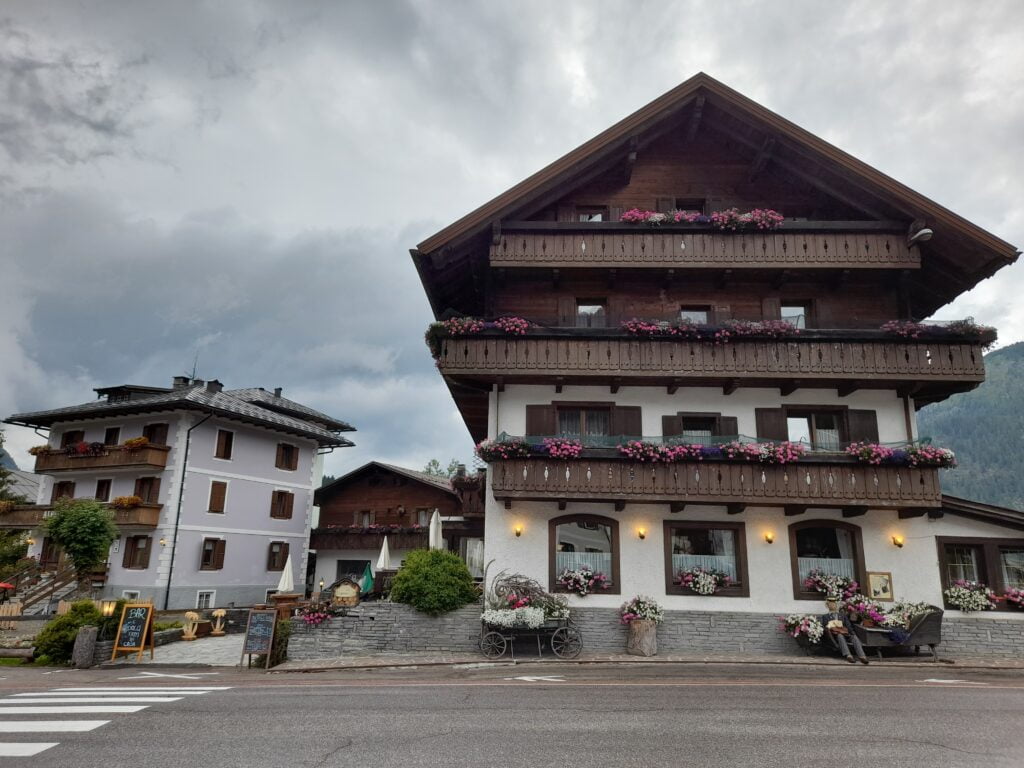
[
  {"left": 389, "top": 549, "right": 478, "bottom": 616},
  {"left": 34, "top": 601, "right": 102, "bottom": 664},
  {"left": 254, "top": 619, "right": 291, "bottom": 668},
  {"left": 153, "top": 621, "right": 183, "bottom": 632}
]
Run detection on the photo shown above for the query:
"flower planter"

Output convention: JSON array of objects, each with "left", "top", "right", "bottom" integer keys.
[{"left": 626, "top": 619, "right": 658, "bottom": 657}]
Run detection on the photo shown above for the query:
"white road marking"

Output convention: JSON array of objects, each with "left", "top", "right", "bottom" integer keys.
[
  {"left": 504, "top": 675, "right": 565, "bottom": 682},
  {"left": 0, "top": 705, "right": 149, "bottom": 714},
  {"left": 26, "top": 690, "right": 213, "bottom": 696},
  {"left": 0, "top": 721, "right": 109, "bottom": 733},
  {"left": 918, "top": 678, "right": 988, "bottom": 685},
  {"left": 117, "top": 671, "right": 221, "bottom": 680},
  {"left": 0, "top": 743, "right": 59, "bottom": 757},
  {"left": 3, "top": 697, "right": 183, "bottom": 704},
  {"left": 53, "top": 687, "right": 229, "bottom": 692}
]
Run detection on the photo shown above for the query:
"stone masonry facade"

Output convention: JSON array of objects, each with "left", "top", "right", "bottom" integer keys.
[{"left": 287, "top": 603, "right": 1024, "bottom": 660}]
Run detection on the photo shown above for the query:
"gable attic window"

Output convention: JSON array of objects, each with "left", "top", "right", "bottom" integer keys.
[
  {"left": 576, "top": 206, "right": 609, "bottom": 222},
  {"left": 575, "top": 300, "right": 607, "bottom": 328}
]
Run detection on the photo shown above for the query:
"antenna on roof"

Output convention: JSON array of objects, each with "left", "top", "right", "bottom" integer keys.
[{"left": 189, "top": 349, "right": 200, "bottom": 381}]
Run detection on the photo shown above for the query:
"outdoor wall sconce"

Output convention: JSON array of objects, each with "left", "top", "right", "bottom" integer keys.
[
  {"left": 514, "top": 525, "right": 523, "bottom": 537},
  {"left": 26, "top": 537, "right": 35, "bottom": 546},
  {"left": 159, "top": 537, "right": 167, "bottom": 546},
  {"left": 100, "top": 600, "right": 117, "bottom": 617},
  {"left": 637, "top": 528, "right": 647, "bottom": 540},
  {"left": 892, "top": 535, "right": 905, "bottom": 548},
  {"left": 319, "top": 578, "right": 325, "bottom": 591},
  {"left": 764, "top": 532, "right": 775, "bottom": 544}
]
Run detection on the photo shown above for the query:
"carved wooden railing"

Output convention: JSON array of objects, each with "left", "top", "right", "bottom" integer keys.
[
  {"left": 34, "top": 444, "right": 170, "bottom": 473},
  {"left": 491, "top": 226, "right": 918, "bottom": 269},
  {"left": 490, "top": 459, "right": 941, "bottom": 509},
  {"left": 436, "top": 333, "right": 985, "bottom": 384},
  {"left": 0, "top": 502, "right": 162, "bottom": 529}
]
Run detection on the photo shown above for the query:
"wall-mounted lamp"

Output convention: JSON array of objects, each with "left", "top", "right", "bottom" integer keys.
[
  {"left": 637, "top": 528, "right": 647, "bottom": 540},
  {"left": 514, "top": 525, "right": 523, "bottom": 538},
  {"left": 892, "top": 535, "right": 905, "bottom": 549},
  {"left": 100, "top": 600, "right": 117, "bottom": 617},
  {"left": 26, "top": 537, "right": 35, "bottom": 547},
  {"left": 159, "top": 537, "right": 167, "bottom": 546},
  {"left": 764, "top": 532, "right": 775, "bottom": 544},
  {"left": 319, "top": 578, "right": 325, "bottom": 591},
  {"left": 908, "top": 228, "right": 933, "bottom": 246}
]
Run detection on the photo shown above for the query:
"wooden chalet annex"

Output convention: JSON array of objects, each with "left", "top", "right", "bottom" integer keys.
[{"left": 411, "top": 73, "right": 1024, "bottom": 622}]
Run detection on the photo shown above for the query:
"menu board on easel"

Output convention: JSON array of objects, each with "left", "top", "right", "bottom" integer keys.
[
  {"left": 240, "top": 608, "right": 277, "bottom": 669},
  {"left": 111, "top": 603, "right": 155, "bottom": 661}
]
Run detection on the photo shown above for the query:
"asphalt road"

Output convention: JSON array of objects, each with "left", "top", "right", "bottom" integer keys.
[{"left": 1, "top": 662, "right": 1022, "bottom": 767}]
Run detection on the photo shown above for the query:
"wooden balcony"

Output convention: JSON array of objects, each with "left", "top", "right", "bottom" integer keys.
[
  {"left": 436, "top": 330, "right": 985, "bottom": 401},
  {"left": 490, "top": 458, "right": 941, "bottom": 511},
  {"left": 0, "top": 502, "right": 162, "bottom": 529},
  {"left": 34, "top": 444, "right": 170, "bottom": 473},
  {"left": 310, "top": 530, "right": 428, "bottom": 551},
  {"left": 491, "top": 222, "right": 919, "bottom": 270}
]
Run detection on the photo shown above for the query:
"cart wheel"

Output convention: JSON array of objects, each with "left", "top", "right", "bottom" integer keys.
[
  {"left": 550, "top": 627, "right": 582, "bottom": 659},
  {"left": 480, "top": 631, "right": 508, "bottom": 659}
]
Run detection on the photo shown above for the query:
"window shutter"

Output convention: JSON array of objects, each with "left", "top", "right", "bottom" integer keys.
[
  {"left": 270, "top": 491, "right": 280, "bottom": 518},
  {"left": 147, "top": 478, "right": 161, "bottom": 504},
  {"left": 267, "top": 543, "right": 278, "bottom": 570},
  {"left": 755, "top": 408, "right": 789, "bottom": 441},
  {"left": 718, "top": 416, "right": 739, "bottom": 437},
  {"left": 281, "top": 542, "right": 290, "bottom": 567},
  {"left": 209, "top": 481, "right": 227, "bottom": 513},
  {"left": 608, "top": 206, "right": 623, "bottom": 222},
  {"left": 556, "top": 204, "right": 574, "bottom": 222},
  {"left": 133, "top": 477, "right": 146, "bottom": 499},
  {"left": 761, "top": 297, "right": 781, "bottom": 321},
  {"left": 525, "top": 405, "right": 556, "bottom": 437},
  {"left": 122, "top": 538, "right": 136, "bottom": 569},
  {"left": 289, "top": 447, "right": 299, "bottom": 471},
  {"left": 611, "top": 406, "right": 642, "bottom": 439},
  {"left": 556, "top": 297, "right": 575, "bottom": 327},
  {"left": 283, "top": 493, "right": 294, "bottom": 519},
  {"left": 846, "top": 410, "right": 879, "bottom": 443},
  {"left": 656, "top": 197, "right": 675, "bottom": 213},
  {"left": 213, "top": 539, "right": 226, "bottom": 570},
  {"left": 137, "top": 537, "right": 151, "bottom": 569},
  {"left": 662, "top": 414, "right": 682, "bottom": 437},
  {"left": 52, "top": 481, "right": 75, "bottom": 503},
  {"left": 275, "top": 444, "right": 285, "bottom": 468},
  {"left": 711, "top": 305, "right": 732, "bottom": 324}
]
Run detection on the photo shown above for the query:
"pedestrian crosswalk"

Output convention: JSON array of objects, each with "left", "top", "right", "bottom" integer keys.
[{"left": 0, "top": 685, "right": 231, "bottom": 758}]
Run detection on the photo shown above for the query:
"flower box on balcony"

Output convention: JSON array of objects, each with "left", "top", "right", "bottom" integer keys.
[{"left": 33, "top": 444, "right": 171, "bottom": 473}]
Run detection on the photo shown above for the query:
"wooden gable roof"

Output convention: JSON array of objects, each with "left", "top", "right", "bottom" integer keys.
[{"left": 413, "top": 72, "right": 1018, "bottom": 318}]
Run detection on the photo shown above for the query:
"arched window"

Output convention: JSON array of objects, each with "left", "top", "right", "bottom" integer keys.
[
  {"left": 549, "top": 514, "right": 620, "bottom": 594},
  {"left": 788, "top": 519, "right": 866, "bottom": 600}
]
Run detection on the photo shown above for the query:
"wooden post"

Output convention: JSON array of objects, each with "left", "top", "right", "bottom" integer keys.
[{"left": 626, "top": 619, "right": 658, "bottom": 657}]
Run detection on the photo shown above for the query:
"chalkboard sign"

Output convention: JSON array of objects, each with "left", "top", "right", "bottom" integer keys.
[
  {"left": 111, "top": 603, "right": 155, "bottom": 661},
  {"left": 241, "top": 609, "right": 277, "bottom": 668}
]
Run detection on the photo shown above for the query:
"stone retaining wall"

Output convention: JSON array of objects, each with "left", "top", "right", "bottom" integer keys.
[
  {"left": 287, "top": 602, "right": 1024, "bottom": 659},
  {"left": 94, "top": 627, "right": 184, "bottom": 664}
]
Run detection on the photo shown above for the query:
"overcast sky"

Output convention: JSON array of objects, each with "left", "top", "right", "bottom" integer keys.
[{"left": 1, "top": 1, "right": 1023, "bottom": 479}]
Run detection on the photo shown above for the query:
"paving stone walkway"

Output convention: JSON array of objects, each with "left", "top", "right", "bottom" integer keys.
[{"left": 104, "top": 633, "right": 246, "bottom": 667}]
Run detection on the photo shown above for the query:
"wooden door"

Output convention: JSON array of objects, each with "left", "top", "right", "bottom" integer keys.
[{"left": 39, "top": 538, "right": 61, "bottom": 572}]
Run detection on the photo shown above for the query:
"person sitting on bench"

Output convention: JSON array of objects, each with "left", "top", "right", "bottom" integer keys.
[{"left": 822, "top": 599, "right": 869, "bottom": 665}]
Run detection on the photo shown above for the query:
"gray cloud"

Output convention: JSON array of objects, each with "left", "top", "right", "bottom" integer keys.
[{"left": 1, "top": 0, "right": 1023, "bottom": 478}]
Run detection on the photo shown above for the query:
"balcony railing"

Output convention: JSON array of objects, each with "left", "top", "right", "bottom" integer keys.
[
  {"left": 436, "top": 329, "right": 985, "bottom": 392},
  {"left": 489, "top": 458, "right": 941, "bottom": 510},
  {"left": 310, "top": 530, "right": 428, "bottom": 551},
  {"left": 34, "top": 444, "right": 170, "bottom": 473},
  {"left": 0, "top": 502, "right": 162, "bottom": 529},
  {"left": 491, "top": 222, "right": 919, "bottom": 269}
]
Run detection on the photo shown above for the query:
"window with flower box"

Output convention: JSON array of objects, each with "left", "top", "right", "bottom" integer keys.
[
  {"left": 103, "top": 427, "right": 121, "bottom": 446},
  {"left": 789, "top": 520, "right": 866, "bottom": 600},
  {"left": 937, "top": 536, "right": 1024, "bottom": 611},
  {"left": 549, "top": 514, "right": 619, "bottom": 594},
  {"left": 142, "top": 423, "right": 169, "bottom": 446},
  {"left": 60, "top": 430, "right": 85, "bottom": 448},
  {"left": 664, "top": 521, "right": 748, "bottom": 596}
]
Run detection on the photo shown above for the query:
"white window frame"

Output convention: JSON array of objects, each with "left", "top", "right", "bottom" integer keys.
[
  {"left": 121, "top": 590, "right": 141, "bottom": 600},
  {"left": 102, "top": 424, "right": 124, "bottom": 447},
  {"left": 213, "top": 428, "right": 235, "bottom": 462},
  {"left": 207, "top": 477, "right": 230, "bottom": 515},
  {"left": 265, "top": 589, "right": 277, "bottom": 602},
  {"left": 196, "top": 590, "right": 216, "bottom": 610}
]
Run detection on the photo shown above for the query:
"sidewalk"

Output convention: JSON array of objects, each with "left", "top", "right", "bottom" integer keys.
[
  {"left": 274, "top": 650, "right": 1024, "bottom": 673},
  {"left": 102, "top": 633, "right": 245, "bottom": 667}
]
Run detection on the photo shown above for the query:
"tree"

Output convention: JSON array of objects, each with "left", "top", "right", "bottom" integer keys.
[
  {"left": 0, "top": 429, "right": 26, "bottom": 503},
  {"left": 44, "top": 498, "right": 118, "bottom": 592},
  {"left": 423, "top": 458, "right": 461, "bottom": 478},
  {"left": 0, "top": 429, "right": 29, "bottom": 578}
]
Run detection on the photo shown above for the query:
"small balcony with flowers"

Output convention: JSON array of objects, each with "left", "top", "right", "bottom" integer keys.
[
  {"left": 310, "top": 523, "right": 429, "bottom": 552},
  {"left": 0, "top": 495, "right": 162, "bottom": 530},
  {"left": 478, "top": 433, "right": 954, "bottom": 515},
  {"left": 30, "top": 437, "right": 170, "bottom": 473}
]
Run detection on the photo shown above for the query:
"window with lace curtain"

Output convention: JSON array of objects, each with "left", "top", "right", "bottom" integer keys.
[
  {"left": 937, "top": 537, "right": 1024, "bottom": 610},
  {"left": 789, "top": 520, "right": 865, "bottom": 600},
  {"left": 549, "top": 514, "right": 619, "bottom": 594},
  {"left": 664, "top": 521, "right": 748, "bottom": 596}
]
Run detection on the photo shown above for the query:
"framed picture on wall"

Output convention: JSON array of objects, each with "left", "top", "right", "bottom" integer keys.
[{"left": 867, "top": 571, "right": 894, "bottom": 602}]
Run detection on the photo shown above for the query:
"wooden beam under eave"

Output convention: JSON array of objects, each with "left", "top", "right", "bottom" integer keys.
[
  {"left": 748, "top": 136, "right": 775, "bottom": 183},
  {"left": 723, "top": 378, "right": 741, "bottom": 396},
  {"left": 551, "top": 268, "right": 561, "bottom": 289},
  {"left": 667, "top": 379, "right": 681, "bottom": 395},
  {"left": 716, "top": 268, "right": 733, "bottom": 290},
  {"left": 610, "top": 378, "right": 622, "bottom": 394},
  {"left": 842, "top": 506, "right": 868, "bottom": 518},
  {"left": 557, "top": 500, "right": 567, "bottom": 511},
  {"left": 780, "top": 380, "right": 801, "bottom": 397},
  {"left": 664, "top": 268, "right": 675, "bottom": 291},
  {"left": 784, "top": 505, "right": 807, "bottom": 517},
  {"left": 837, "top": 381, "right": 860, "bottom": 398},
  {"left": 607, "top": 268, "right": 618, "bottom": 289},
  {"left": 623, "top": 135, "right": 638, "bottom": 184},
  {"left": 614, "top": 501, "right": 625, "bottom": 512},
  {"left": 555, "top": 377, "right": 565, "bottom": 394},
  {"left": 898, "top": 509, "right": 927, "bottom": 519},
  {"left": 928, "top": 509, "right": 944, "bottom": 520},
  {"left": 503, "top": 499, "right": 512, "bottom": 510},
  {"left": 495, "top": 377, "right": 505, "bottom": 393},
  {"left": 772, "top": 269, "right": 791, "bottom": 290},
  {"left": 685, "top": 95, "right": 706, "bottom": 143},
  {"left": 669, "top": 502, "right": 685, "bottom": 514},
  {"left": 727, "top": 503, "right": 746, "bottom": 515}
]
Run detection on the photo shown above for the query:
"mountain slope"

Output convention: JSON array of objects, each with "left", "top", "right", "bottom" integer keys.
[{"left": 917, "top": 342, "right": 1024, "bottom": 511}]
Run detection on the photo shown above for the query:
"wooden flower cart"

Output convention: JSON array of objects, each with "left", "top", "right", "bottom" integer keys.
[{"left": 479, "top": 616, "right": 583, "bottom": 659}]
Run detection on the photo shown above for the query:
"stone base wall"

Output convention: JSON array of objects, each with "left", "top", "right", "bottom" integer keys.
[
  {"left": 287, "top": 602, "right": 483, "bottom": 659},
  {"left": 287, "top": 603, "right": 1024, "bottom": 660},
  {"left": 94, "top": 627, "right": 184, "bottom": 665}
]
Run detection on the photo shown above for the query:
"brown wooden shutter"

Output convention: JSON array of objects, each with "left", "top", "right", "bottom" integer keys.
[
  {"left": 525, "top": 405, "right": 556, "bottom": 437},
  {"left": 283, "top": 493, "right": 294, "bottom": 519},
  {"left": 556, "top": 204, "right": 575, "bottom": 222},
  {"left": 133, "top": 477, "right": 145, "bottom": 498},
  {"left": 275, "top": 444, "right": 285, "bottom": 468},
  {"left": 609, "top": 206, "right": 623, "bottom": 222},
  {"left": 755, "top": 408, "right": 789, "bottom": 441},
  {"left": 267, "top": 543, "right": 279, "bottom": 570},
  {"left": 761, "top": 297, "right": 781, "bottom": 321},
  {"left": 209, "top": 481, "right": 227, "bottom": 513},
  {"left": 656, "top": 197, "right": 675, "bottom": 213},
  {"left": 611, "top": 406, "right": 643, "bottom": 439},
  {"left": 289, "top": 447, "right": 299, "bottom": 471},
  {"left": 137, "top": 537, "right": 151, "bottom": 569},
  {"left": 712, "top": 305, "right": 732, "bottom": 323},
  {"left": 280, "top": 542, "right": 290, "bottom": 569},
  {"left": 51, "top": 481, "right": 75, "bottom": 503},
  {"left": 144, "top": 423, "right": 169, "bottom": 445},
  {"left": 556, "top": 297, "right": 575, "bottom": 327},
  {"left": 147, "top": 478, "right": 161, "bottom": 504},
  {"left": 213, "top": 539, "right": 226, "bottom": 569},
  {"left": 662, "top": 414, "right": 682, "bottom": 437},
  {"left": 846, "top": 410, "right": 879, "bottom": 443},
  {"left": 718, "top": 416, "right": 739, "bottom": 437},
  {"left": 122, "top": 537, "right": 136, "bottom": 569}
]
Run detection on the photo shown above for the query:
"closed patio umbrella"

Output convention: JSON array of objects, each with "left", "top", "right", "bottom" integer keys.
[
  {"left": 428, "top": 509, "right": 443, "bottom": 550},
  {"left": 376, "top": 536, "right": 392, "bottom": 570},
  {"left": 275, "top": 554, "right": 295, "bottom": 593}
]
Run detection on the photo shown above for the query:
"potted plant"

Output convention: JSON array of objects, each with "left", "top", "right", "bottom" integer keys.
[
  {"left": 677, "top": 566, "right": 732, "bottom": 595},
  {"left": 780, "top": 613, "right": 824, "bottom": 650},
  {"left": 620, "top": 595, "right": 664, "bottom": 657},
  {"left": 557, "top": 566, "right": 610, "bottom": 596},
  {"left": 944, "top": 579, "right": 998, "bottom": 611}
]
